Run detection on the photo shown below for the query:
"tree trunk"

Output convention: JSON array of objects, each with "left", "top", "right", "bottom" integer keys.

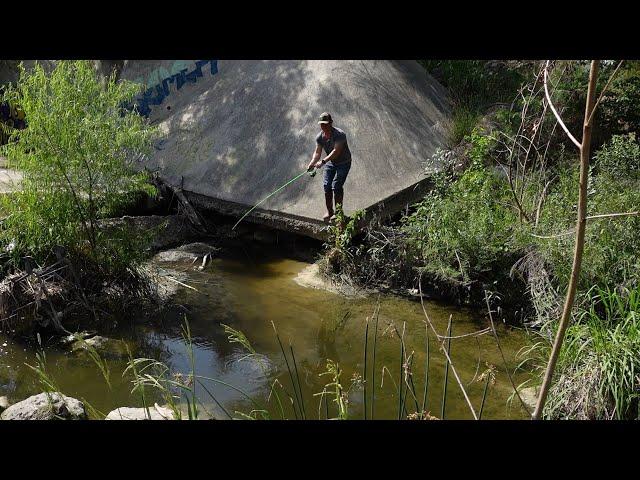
[{"left": 532, "top": 61, "right": 600, "bottom": 420}]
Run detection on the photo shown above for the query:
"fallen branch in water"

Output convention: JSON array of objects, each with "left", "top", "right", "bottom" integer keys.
[
  {"left": 154, "top": 173, "right": 206, "bottom": 232},
  {"left": 484, "top": 290, "right": 532, "bottom": 416},
  {"left": 418, "top": 271, "right": 478, "bottom": 420},
  {"left": 164, "top": 275, "right": 201, "bottom": 293}
]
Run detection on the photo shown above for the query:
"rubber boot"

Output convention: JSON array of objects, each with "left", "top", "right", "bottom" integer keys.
[
  {"left": 333, "top": 190, "right": 344, "bottom": 226},
  {"left": 323, "top": 192, "right": 334, "bottom": 222},
  {"left": 334, "top": 190, "right": 344, "bottom": 212}
]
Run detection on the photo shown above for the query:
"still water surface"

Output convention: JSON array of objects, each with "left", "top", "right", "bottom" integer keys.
[{"left": 0, "top": 247, "right": 531, "bottom": 419}]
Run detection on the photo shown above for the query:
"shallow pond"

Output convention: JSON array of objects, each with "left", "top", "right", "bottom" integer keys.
[{"left": 0, "top": 246, "right": 532, "bottom": 419}]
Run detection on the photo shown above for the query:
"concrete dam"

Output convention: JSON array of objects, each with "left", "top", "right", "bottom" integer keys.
[{"left": 119, "top": 60, "right": 452, "bottom": 239}]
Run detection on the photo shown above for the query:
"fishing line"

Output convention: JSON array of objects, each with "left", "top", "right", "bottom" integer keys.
[{"left": 232, "top": 168, "right": 318, "bottom": 231}]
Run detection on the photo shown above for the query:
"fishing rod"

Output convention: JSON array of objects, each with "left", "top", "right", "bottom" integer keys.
[{"left": 232, "top": 167, "right": 319, "bottom": 231}]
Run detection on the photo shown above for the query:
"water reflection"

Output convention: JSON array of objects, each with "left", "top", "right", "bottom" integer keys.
[{"left": 0, "top": 246, "right": 531, "bottom": 419}]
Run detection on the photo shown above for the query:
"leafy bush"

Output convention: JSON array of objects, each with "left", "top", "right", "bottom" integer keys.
[
  {"left": 320, "top": 206, "right": 366, "bottom": 276},
  {"left": 529, "top": 135, "right": 640, "bottom": 294},
  {"left": 546, "top": 60, "right": 640, "bottom": 151},
  {"left": 593, "top": 133, "right": 640, "bottom": 181},
  {"left": 0, "top": 60, "right": 158, "bottom": 272},
  {"left": 401, "top": 136, "right": 519, "bottom": 287}
]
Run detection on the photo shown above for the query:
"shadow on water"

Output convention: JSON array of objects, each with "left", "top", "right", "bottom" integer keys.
[{"left": 0, "top": 244, "right": 532, "bottom": 419}]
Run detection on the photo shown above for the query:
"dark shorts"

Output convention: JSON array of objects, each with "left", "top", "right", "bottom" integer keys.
[{"left": 323, "top": 161, "right": 351, "bottom": 194}]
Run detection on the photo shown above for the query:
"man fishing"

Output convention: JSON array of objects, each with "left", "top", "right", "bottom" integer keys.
[{"left": 306, "top": 112, "right": 352, "bottom": 222}]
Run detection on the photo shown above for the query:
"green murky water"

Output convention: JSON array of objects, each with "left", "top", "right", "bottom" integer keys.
[{"left": 0, "top": 246, "right": 532, "bottom": 419}]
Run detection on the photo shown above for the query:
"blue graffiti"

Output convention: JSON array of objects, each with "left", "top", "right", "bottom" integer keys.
[{"left": 127, "top": 60, "right": 218, "bottom": 117}]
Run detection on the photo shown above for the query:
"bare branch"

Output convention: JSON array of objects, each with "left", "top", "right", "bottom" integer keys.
[
  {"left": 544, "top": 61, "right": 582, "bottom": 149},
  {"left": 418, "top": 272, "right": 478, "bottom": 419},
  {"left": 586, "top": 60, "right": 624, "bottom": 126},
  {"left": 533, "top": 60, "right": 600, "bottom": 420},
  {"left": 530, "top": 230, "right": 575, "bottom": 240},
  {"left": 586, "top": 210, "right": 639, "bottom": 221},
  {"left": 531, "top": 210, "right": 639, "bottom": 240},
  {"left": 484, "top": 291, "right": 532, "bottom": 416}
]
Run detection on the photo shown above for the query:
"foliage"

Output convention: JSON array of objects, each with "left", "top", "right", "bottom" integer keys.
[
  {"left": 522, "top": 285, "right": 640, "bottom": 419},
  {"left": 543, "top": 60, "right": 640, "bottom": 151},
  {"left": 529, "top": 136, "right": 640, "bottom": 294},
  {"left": 593, "top": 132, "right": 640, "bottom": 180},
  {"left": 0, "top": 60, "right": 158, "bottom": 272},
  {"left": 320, "top": 206, "right": 366, "bottom": 277},
  {"left": 420, "top": 60, "right": 530, "bottom": 144},
  {"left": 315, "top": 359, "right": 349, "bottom": 419},
  {"left": 401, "top": 133, "right": 519, "bottom": 287},
  {"left": 326, "top": 206, "right": 366, "bottom": 252}
]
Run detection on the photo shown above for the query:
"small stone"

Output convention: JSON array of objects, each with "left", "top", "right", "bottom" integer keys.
[
  {"left": 0, "top": 396, "right": 10, "bottom": 412},
  {"left": 519, "top": 386, "right": 539, "bottom": 412}
]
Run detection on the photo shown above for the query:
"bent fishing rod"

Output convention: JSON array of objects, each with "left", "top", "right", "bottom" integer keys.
[{"left": 231, "top": 165, "right": 320, "bottom": 231}]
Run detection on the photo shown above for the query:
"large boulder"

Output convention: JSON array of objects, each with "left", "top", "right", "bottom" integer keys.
[
  {"left": 105, "top": 404, "right": 175, "bottom": 420},
  {"left": 0, "top": 392, "right": 87, "bottom": 420}
]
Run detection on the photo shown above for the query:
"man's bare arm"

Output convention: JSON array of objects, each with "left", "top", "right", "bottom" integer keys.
[
  {"left": 307, "top": 144, "right": 323, "bottom": 170},
  {"left": 319, "top": 142, "right": 344, "bottom": 165}
]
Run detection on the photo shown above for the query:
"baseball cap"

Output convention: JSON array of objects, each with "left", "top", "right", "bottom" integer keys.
[{"left": 318, "top": 112, "right": 332, "bottom": 124}]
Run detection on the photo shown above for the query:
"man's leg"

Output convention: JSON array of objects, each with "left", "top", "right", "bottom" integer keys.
[
  {"left": 332, "top": 162, "right": 351, "bottom": 215},
  {"left": 323, "top": 165, "right": 337, "bottom": 222}
]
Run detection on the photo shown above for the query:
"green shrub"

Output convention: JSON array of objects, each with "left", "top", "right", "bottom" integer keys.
[
  {"left": 401, "top": 150, "right": 518, "bottom": 286},
  {"left": 0, "top": 60, "right": 158, "bottom": 272},
  {"left": 593, "top": 133, "right": 640, "bottom": 181},
  {"left": 529, "top": 135, "right": 640, "bottom": 294}
]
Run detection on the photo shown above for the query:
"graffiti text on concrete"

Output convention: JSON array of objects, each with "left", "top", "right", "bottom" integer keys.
[{"left": 132, "top": 60, "right": 218, "bottom": 117}]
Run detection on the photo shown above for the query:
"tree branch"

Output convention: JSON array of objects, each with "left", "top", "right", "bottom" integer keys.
[
  {"left": 586, "top": 210, "right": 639, "bottom": 221},
  {"left": 544, "top": 61, "right": 582, "bottom": 149},
  {"left": 418, "top": 272, "right": 478, "bottom": 419},
  {"left": 586, "top": 60, "right": 624, "bottom": 127},
  {"left": 532, "top": 60, "right": 600, "bottom": 420}
]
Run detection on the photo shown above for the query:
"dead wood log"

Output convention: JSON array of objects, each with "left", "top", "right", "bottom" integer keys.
[{"left": 154, "top": 174, "right": 207, "bottom": 232}]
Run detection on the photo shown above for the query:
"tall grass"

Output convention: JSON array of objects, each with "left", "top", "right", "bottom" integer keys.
[
  {"left": 21, "top": 303, "right": 522, "bottom": 421},
  {"left": 419, "top": 60, "right": 527, "bottom": 145},
  {"left": 522, "top": 285, "right": 640, "bottom": 419}
]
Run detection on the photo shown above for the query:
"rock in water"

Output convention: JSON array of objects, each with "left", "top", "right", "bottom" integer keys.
[
  {"left": 105, "top": 404, "right": 176, "bottom": 420},
  {"left": 71, "top": 335, "right": 130, "bottom": 359},
  {"left": 0, "top": 395, "right": 10, "bottom": 413},
  {"left": 0, "top": 392, "right": 87, "bottom": 420},
  {"left": 519, "top": 386, "right": 539, "bottom": 412}
]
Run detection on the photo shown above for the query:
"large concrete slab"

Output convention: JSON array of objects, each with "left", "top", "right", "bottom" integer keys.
[{"left": 121, "top": 61, "right": 453, "bottom": 237}]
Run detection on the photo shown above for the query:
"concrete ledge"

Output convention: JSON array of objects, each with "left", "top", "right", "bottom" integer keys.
[{"left": 185, "top": 173, "right": 436, "bottom": 241}]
